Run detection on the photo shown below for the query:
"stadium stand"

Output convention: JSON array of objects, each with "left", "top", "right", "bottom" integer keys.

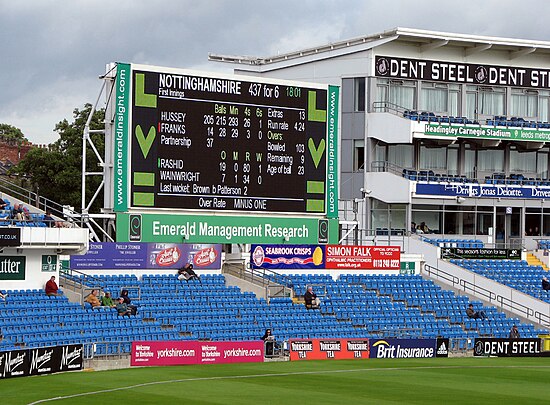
[
  {"left": 1, "top": 273, "right": 545, "bottom": 354},
  {"left": 450, "top": 259, "right": 550, "bottom": 303}
]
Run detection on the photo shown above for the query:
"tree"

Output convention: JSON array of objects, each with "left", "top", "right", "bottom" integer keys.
[
  {"left": 13, "top": 104, "right": 105, "bottom": 213},
  {"left": 0, "top": 123, "right": 27, "bottom": 144}
]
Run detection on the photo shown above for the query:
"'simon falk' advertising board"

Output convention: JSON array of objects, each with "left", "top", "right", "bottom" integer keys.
[{"left": 113, "top": 63, "right": 338, "bottom": 218}]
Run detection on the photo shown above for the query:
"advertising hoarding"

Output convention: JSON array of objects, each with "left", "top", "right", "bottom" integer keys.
[
  {"left": 368, "top": 338, "right": 443, "bottom": 359},
  {"left": 289, "top": 338, "right": 370, "bottom": 361},
  {"left": 131, "top": 340, "right": 264, "bottom": 366},
  {"left": 116, "top": 213, "right": 338, "bottom": 244},
  {"left": 70, "top": 242, "right": 221, "bottom": 270},
  {"left": 473, "top": 338, "right": 546, "bottom": 357}
]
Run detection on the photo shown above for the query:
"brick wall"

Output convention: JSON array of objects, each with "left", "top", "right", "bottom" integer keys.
[{"left": 0, "top": 140, "right": 34, "bottom": 165}]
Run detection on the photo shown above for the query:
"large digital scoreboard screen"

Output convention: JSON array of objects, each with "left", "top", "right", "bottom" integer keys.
[{"left": 113, "top": 63, "right": 338, "bottom": 216}]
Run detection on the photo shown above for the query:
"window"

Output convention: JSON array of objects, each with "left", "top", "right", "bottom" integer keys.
[
  {"left": 387, "top": 144, "right": 414, "bottom": 169},
  {"left": 354, "top": 78, "right": 366, "bottom": 111},
  {"left": 510, "top": 147, "right": 536, "bottom": 173},
  {"left": 479, "top": 87, "right": 505, "bottom": 116},
  {"left": 465, "top": 86, "right": 505, "bottom": 119},
  {"left": 376, "top": 78, "right": 416, "bottom": 110},
  {"left": 537, "top": 148, "right": 549, "bottom": 178},
  {"left": 477, "top": 149, "right": 504, "bottom": 172},
  {"left": 418, "top": 144, "right": 458, "bottom": 174},
  {"left": 353, "top": 140, "right": 365, "bottom": 171},
  {"left": 419, "top": 82, "right": 460, "bottom": 115},
  {"left": 510, "top": 89, "right": 538, "bottom": 118}
]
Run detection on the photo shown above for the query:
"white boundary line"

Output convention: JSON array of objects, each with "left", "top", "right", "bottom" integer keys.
[{"left": 27, "top": 364, "right": 550, "bottom": 404}]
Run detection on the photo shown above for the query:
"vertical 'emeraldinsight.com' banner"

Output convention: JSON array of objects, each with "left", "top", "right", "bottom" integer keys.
[
  {"left": 114, "top": 63, "right": 131, "bottom": 212},
  {"left": 327, "top": 85, "right": 339, "bottom": 219}
]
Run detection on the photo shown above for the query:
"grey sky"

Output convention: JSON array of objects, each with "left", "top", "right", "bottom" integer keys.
[{"left": 1, "top": 0, "right": 549, "bottom": 144}]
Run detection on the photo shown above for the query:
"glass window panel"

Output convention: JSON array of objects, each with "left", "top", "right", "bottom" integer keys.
[
  {"left": 538, "top": 150, "right": 548, "bottom": 178},
  {"left": 466, "top": 92, "right": 477, "bottom": 120},
  {"left": 420, "top": 86, "right": 447, "bottom": 113},
  {"left": 477, "top": 212, "right": 492, "bottom": 235},
  {"left": 449, "top": 91, "right": 459, "bottom": 117},
  {"left": 389, "top": 81, "right": 416, "bottom": 110},
  {"left": 539, "top": 97, "right": 549, "bottom": 122},
  {"left": 480, "top": 89, "right": 505, "bottom": 116},
  {"left": 354, "top": 78, "right": 366, "bottom": 111},
  {"left": 477, "top": 149, "right": 504, "bottom": 172},
  {"left": 354, "top": 140, "right": 365, "bottom": 171},
  {"left": 419, "top": 146, "right": 446, "bottom": 171},
  {"left": 388, "top": 144, "right": 414, "bottom": 169},
  {"left": 510, "top": 149, "right": 536, "bottom": 173},
  {"left": 510, "top": 92, "right": 537, "bottom": 118}
]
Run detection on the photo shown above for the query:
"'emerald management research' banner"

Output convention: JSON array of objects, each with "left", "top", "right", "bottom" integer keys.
[{"left": 70, "top": 242, "right": 222, "bottom": 270}]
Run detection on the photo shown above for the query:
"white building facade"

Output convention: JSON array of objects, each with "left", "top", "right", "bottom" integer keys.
[{"left": 211, "top": 27, "right": 550, "bottom": 248}]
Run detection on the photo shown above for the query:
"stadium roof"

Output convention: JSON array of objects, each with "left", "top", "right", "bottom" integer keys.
[{"left": 209, "top": 27, "right": 550, "bottom": 72}]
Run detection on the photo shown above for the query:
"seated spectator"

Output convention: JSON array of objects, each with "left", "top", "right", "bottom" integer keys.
[
  {"left": 304, "top": 286, "right": 321, "bottom": 309},
  {"left": 45, "top": 276, "right": 62, "bottom": 296},
  {"left": 542, "top": 277, "right": 550, "bottom": 291},
  {"left": 419, "top": 221, "right": 430, "bottom": 234},
  {"left": 466, "top": 303, "right": 487, "bottom": 320},
  {"left": 101, "top": 291, "right": 115, "bottom": 308},
  {"left": 177, "top": 263, "right": 201, "bottom": 282},
  {"left": 85, "top": 289, "right": 101, "bottom": 308},
  {"left": 44, "top": 209, "right": 69, "bottom": 228},
  {"left": 116, "top": 297, "right": 132, "bottom": 317},
  {"left": 509, "top": 325, "right": 520, "bottom": 339},
  {"left": 120, "top": 289, "right": 138, "bottom": 315},
  {"left": 0, "top": 198, "right": 8, "bottom": 210},
  {"left": 0, "top": 290, "right": 7, "bottom": 300},
  {"left": 11, "top": 203, "right": 27, "bottom": 221}
]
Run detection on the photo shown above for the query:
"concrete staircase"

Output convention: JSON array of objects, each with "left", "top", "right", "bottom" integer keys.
[{"left": 527, "top": 253, "right": 548, "bottom": 271}]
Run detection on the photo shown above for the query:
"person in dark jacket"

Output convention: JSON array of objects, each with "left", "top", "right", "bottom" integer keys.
[
  {"left": 177, "top": 263, "right": 201, "bottom": 282},
  {"left": 120, "top": 289, "right": 137, "bottom": 315},
  {"left": 509, "top": 325, "right": 520, "bottom": 339},
  {"left": 466, "top": 303, "right": 487, "bottom": 320},
  {"left": 542, "top": 277, "right": 550, "bottom": 291},
  {"left": 304, "top": 286, "right": 320, "bottom": 309}
]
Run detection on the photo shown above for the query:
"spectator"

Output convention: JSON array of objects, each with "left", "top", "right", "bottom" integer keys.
[
  {"left": 116, "top": 297, "right": 132, "bottom": 317},
  {"left": 11, "top": 203, "right": 26, "bottom": 221},
  {"left": 0, "top": 290, "right": 7, "bottom": 300},
  {"left": 262, "top": 328, "right": 276, "bottom": 357},
  {"left": 43, "top": 210, "right": 56, "bottom": 227},
  {"left": 466, "top": 303, "right": 487, "bottom": 320},
  {"left": 44, "top": 209, "right": 68, "bottom": 228},
  {"left": 0, "top": 198, "right": 8, "bottom": 210},
  {"left": 101, "top": 291, "right": 115, "bottom": 308},
  {"left": 177, "top": 263, "right": 201, "bottom": 282},
  {"left": 411, "top": 222, "right": 417, "bottom": 234},
  {"left": 304, "top": 286, "right": 320, "bottom": 309},
  {"left": 542, "top": 277, "right": 550, "bottom": 291},
  {"left": 120, "top": 289, "right": 137, "bottom": 315},
  {"left": 419, "top": 222, "right": 430, "bottom": 234},
  {"left": 509, "top": 325, "right": 520, "bottom": 339},
  {"left": 85, "top": 289, "right": 101, "bottom": 308},
  {"left": 45, "top": 276, "right": 62, "bottom": 296},
  {"left": 261, "top": 328, "right": 274, "bottom": 341}
]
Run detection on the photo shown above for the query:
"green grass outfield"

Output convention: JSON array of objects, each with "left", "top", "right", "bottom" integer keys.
[{"left": 2, "top": 357, "right": 549, "bottom": 404}]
